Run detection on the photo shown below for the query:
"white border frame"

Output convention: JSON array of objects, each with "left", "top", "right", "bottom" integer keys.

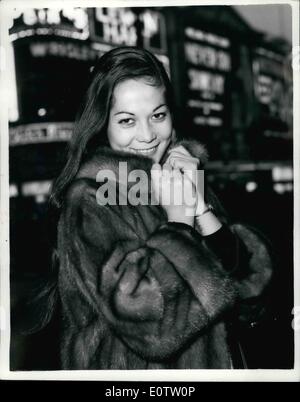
[{"left": 0, "top": 0, "right": 299, "bottom": 382}]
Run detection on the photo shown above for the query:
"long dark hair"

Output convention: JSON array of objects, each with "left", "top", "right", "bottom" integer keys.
[
  {"left": 50, "top": 46, "right": 174, "bottom": 210},
  {"left": 15, "top": 47, "right": 174, "bottom": 339}
]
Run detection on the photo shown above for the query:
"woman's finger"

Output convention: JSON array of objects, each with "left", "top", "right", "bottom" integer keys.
[
  {"left": 166, "top": 147, "right": 199, "bottom": 168},
  {"left": 150, "top": 164, "right": 162, "bottom": 195},
  {"left": 161, "top": 162, "right": 173, "bottom": 174},
  {"left": 167, "top": 151, "right": 193, "bottom": 161},
  {"left": 167, "top": 155, "right": 199, "bottom": 172},
  {"left": 167, "top": 145, "right": 192, "bottom": 157},
  {"left": 151, "top": 162, "right": 162, "bottom": 172}
]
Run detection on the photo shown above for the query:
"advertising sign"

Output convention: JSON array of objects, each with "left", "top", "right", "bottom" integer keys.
[
  {"left": 90, "top": 8, "right": 167, "bottom": 53},
  {"left": 184, "top": 26, "right": 232, "bottom": 128},
  {"left": 9, "top": 7, "right": 89, "bottom": 41}
]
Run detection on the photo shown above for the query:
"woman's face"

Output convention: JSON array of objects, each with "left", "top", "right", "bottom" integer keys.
[{"left": 107, "top": 78, "right": 173, "bottom": 163}]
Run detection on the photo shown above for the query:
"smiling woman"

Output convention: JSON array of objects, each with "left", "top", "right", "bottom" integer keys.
[
  {"left": 107, "top": 78, "right": 173, "bottom": 162},
  {"left": 14, "top": 46, "right": 273, "bottom": 370}
]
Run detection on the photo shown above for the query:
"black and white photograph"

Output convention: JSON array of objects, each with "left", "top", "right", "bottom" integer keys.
[{"left": 0, "top": 0, "right": 299, "bottom": 382}]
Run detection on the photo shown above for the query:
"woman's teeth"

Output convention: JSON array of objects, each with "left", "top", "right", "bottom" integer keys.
[{"left": 130, "top": 145, "right": 158, "bottom": 155}]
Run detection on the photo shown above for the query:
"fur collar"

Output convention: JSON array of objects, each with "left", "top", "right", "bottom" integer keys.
[{"left": 76, "top": 139, "right": 208, "bottom": 181}]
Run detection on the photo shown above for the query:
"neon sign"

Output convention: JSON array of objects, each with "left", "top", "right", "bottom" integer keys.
[
  {"left": 30, "top": 41, "right": 100, "bottom": 61},
  {"left": 184, "top": 26, "right": 232, "bottom": 128},
  {"left": 91, "top": 8, "right": 167, "bottom": 52},
  {"left": 9, "top": 122, "right": 73, "bottom": 146},
  {"left": 9, "top": 8, "right": 89, "bottom": 41},
  {"left": 185, "top": 42, "right": 231, "bottom": 72},
  {"left": 188, "top": 69, "right": 225, "bottom": 97}
]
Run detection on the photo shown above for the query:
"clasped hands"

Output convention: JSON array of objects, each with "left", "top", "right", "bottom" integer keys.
[{"left": 151, "top": 145, "right": 207, "bottom": 227}]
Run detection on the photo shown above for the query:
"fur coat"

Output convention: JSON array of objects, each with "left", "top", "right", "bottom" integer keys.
[{"left": 56, "top": 140, "right": 273, "bottom": 369}]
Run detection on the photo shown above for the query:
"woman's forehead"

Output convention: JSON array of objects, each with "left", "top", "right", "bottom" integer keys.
[{"left": 111, "top": 78, "right": 166, "bottom": 110}]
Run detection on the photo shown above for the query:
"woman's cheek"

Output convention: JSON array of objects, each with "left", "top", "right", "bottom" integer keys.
[
  {"left": 112, "top": 127, "right": 135, "bottom": 149},
  {"left": 121, "top": 130, "right": 136, "bottom": 148},
  {"left": 160, "top": 120, "right": 173, "bottom": 141}
]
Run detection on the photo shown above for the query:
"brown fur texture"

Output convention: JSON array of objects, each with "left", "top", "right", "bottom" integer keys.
[{"left": 56, "top": 140, "right": 272, "bottom": 369}]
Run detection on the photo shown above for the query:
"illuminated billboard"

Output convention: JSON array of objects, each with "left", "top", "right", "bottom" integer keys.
[
  {"left": 9, "top": 7, "right": 90, "bottom": 41},
  {"left": 184, "top": 26, "right": 232, "bottom": 128}
]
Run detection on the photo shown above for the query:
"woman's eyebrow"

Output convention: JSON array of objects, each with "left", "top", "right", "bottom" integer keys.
[
  {"left": 153, "top": 103, "right": 167, "bottom": 112},
  {"left": 113, "top": 111, "right": 135, "bottom": 116},
  {"left": 113, "top": 104, "right": 167, "bottom": 116}
]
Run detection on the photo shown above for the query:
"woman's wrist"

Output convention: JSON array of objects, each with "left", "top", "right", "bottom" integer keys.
[
  {"left": 167, "top": 208, "right": 195, "bottom": 227},
  {"left": 195, "top": 207, "right": 222, "bottom": 236},
  {"left": 168, "top": 214, "right": 194, "bottom": 227}
]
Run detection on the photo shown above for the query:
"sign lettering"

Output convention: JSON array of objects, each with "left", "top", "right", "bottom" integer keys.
[
  {"left": 184, "top": 26, "right": 232, "bottom": 128},
  {"left": 188, "top": 69, "right": 225, "bottom": 96},
  {"left": 185, "top": 42, "right": 231, "bottom": 71},
  {"left": 91, "top": 8, "right": 166, "bottom": 52},
  {"left": 9, "top": 8, "right": 89, "bottom": 40}
]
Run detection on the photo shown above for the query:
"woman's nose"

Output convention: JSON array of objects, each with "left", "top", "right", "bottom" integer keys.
[{"left": 137, "top": 122, "right": 157, "bottom": 143}]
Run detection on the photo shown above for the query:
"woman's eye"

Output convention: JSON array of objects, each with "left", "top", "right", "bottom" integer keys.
[
  {"left": 152, "top": 112, "right": 166, "bottom": 121},
  {"left": 118, "top": 118, "right": 135, "bottom": 126}
]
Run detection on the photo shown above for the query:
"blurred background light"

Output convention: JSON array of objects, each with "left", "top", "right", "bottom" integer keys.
[
  {"left": 37, "top": 108, "right": 47, "bottom": 117},
  {"left": 21, "top": 180, "right": 52, "bottom": 197},
  {"left": 246, "top": 181, "right": 258, "bottom": 192}
]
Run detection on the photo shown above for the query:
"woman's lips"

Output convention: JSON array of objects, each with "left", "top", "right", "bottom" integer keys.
[{"left": 129, "top": 144, "right": 159, "bottom": 156}]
